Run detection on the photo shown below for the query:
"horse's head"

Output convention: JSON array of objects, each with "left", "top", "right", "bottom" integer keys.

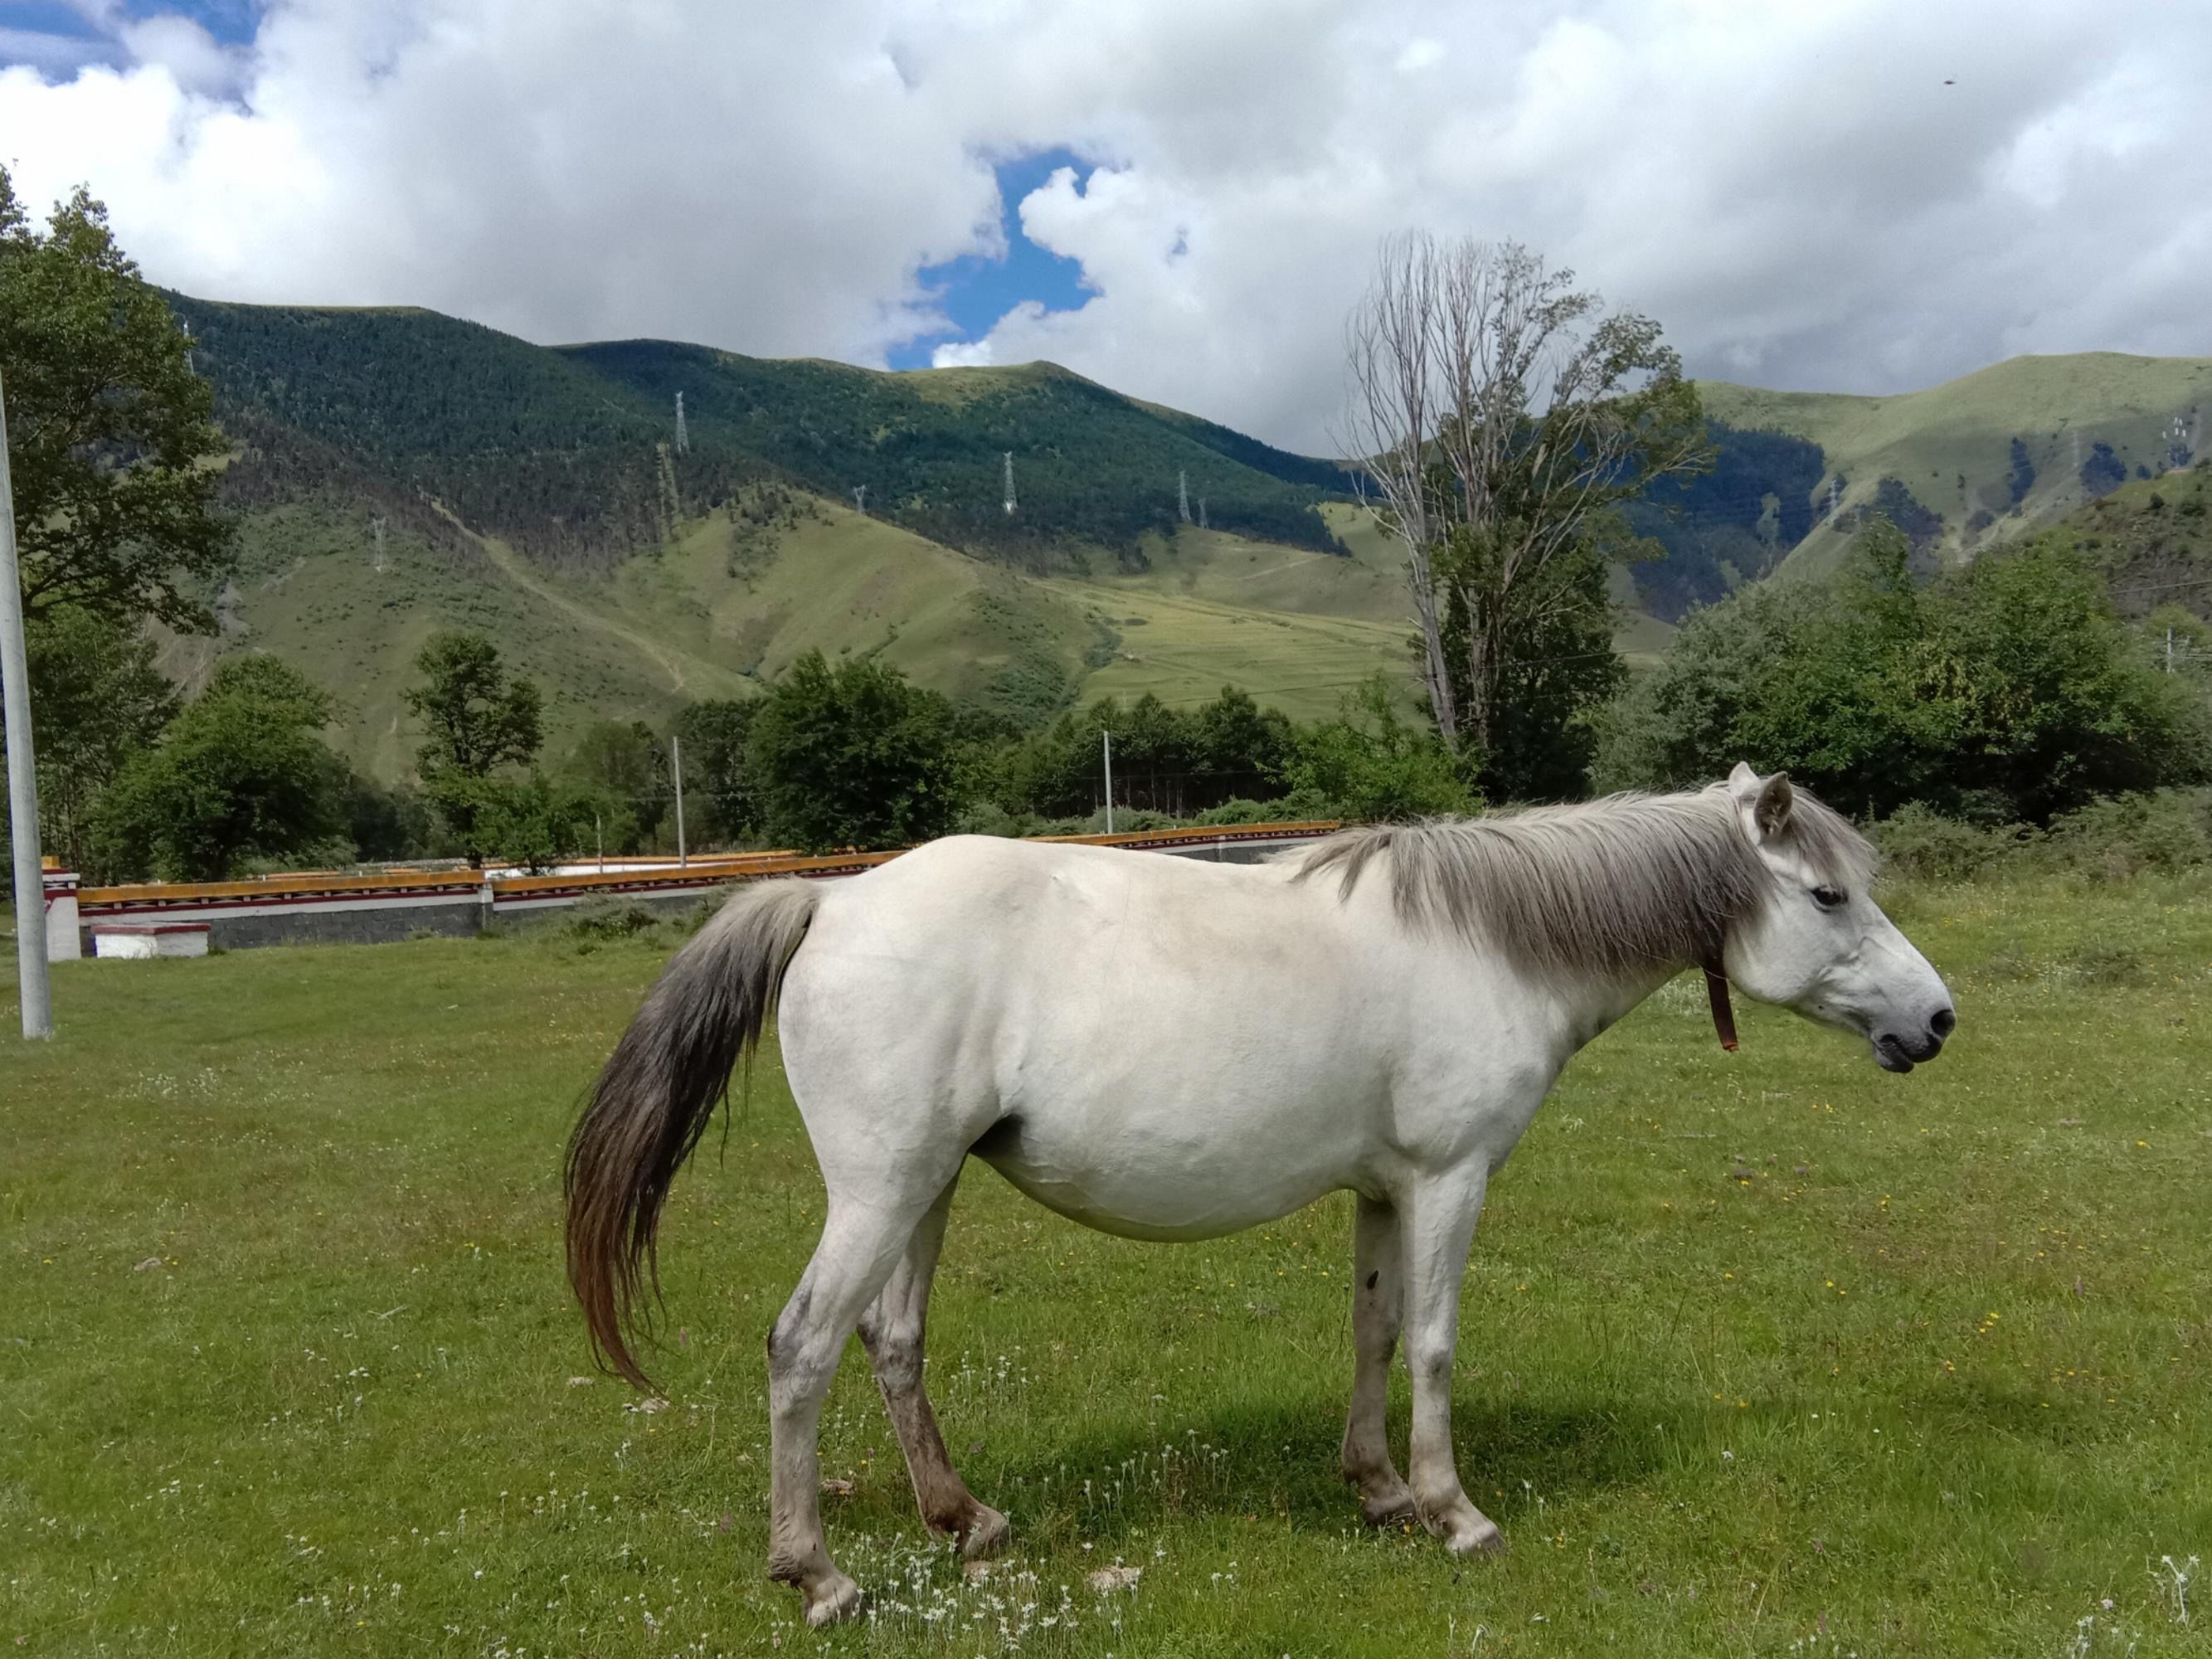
[{"left": 1719, "top": 764, "right": 1955, "bottom": 1073}]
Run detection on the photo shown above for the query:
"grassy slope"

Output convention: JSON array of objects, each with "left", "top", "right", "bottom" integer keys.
[
  {"left": 1701, "top": 353, "right": 2212, "bottom": 577},
  {"left": 4, "top": 871, "right": 2208, "bottom": 1654},
  {"left": 198, "top": 488, "right": 1689, "bottom": 770},
  {"left": 159, "top": 504, "right": 755, "bottom": 781},
  {"left": 2037, "top": 462, "right": 2212, "bottom": 622}
]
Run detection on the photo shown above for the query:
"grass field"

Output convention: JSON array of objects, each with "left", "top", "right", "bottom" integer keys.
[{"left": 6, "top": 870, "right": 2208, "bottom": 1656}]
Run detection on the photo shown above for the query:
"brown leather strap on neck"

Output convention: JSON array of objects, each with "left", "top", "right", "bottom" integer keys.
[{"left": 1703, "top": 956, "right": 1739, "bottom": 1052}]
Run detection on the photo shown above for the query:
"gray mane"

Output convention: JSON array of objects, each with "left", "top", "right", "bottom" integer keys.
[{"left": 1291, "top": 784, "right": 1876, "bottom": 979}]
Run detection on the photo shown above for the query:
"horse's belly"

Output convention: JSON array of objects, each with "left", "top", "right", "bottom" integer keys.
[{"left": 970, "top": 1113, "right": 1350, "bottom": 1242}]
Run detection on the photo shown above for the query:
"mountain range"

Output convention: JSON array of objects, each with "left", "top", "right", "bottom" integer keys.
[{"left": 158, "top": 294, "right": 2210, "bottom": 779}]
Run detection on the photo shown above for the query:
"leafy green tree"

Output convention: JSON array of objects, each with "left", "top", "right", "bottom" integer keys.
[
  {"left": 342, "top": 775, "right": 436, "bottom": 863},
  {"left": 2, "top": 607, "right": 178, "bottom": 870},
  {"left": 674, "top": 698, "right": 761, "bottom": 843},
  {"left": 1597, "top": 521, "right": 2209, "bottom": 821},
  {"left": 998, "top": 686, "right": 1296, "bottom": 819},
  {"left": 0, "top": 168, "right": 232, "bottom": 628},
  {"left": 479, "top": 774, "right": 599, "bottom": 873},
  {"left": 1440, "top": 531, "right": 1625, "bottom": 800},
  {"left": 90, "top": 656, "right": 347, "bottom": 880},
  {"left": 1192, "top": 686, "right": 1296, "bottom": 796},
  {"left": 559, "top": 718, "right": 666, "bottom": 850},
  {"left": 404, "top": 631, "right": 544, "bottom": 866},
  {"left": 746, "top": 651, "right": 964, "bottom": 851},
  {"left": 1286, "top": 675, "right": 1475, "bottom": 823}
]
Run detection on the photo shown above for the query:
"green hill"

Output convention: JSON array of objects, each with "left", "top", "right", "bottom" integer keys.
[
  {"left": 170, "top": 296, "right": 1349, "bottom": 572},
  {"left": 1699, "top": 353, "right": 2212, "bottom": 578}
]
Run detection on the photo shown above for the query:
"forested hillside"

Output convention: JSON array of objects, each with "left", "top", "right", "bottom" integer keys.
[
  {"left": 169, "top": 296, "right": 1349, "bottom": 572},
  {"left": 1623, "top": 420, "right": 1829, "bottom": 620}
]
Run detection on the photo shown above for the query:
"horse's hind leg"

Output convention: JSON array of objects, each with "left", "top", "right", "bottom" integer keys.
[
  {"left": 1341, "top": 1193, "right": 1417, "bottom": 1526},
  {"left": 766, "top": 1189, "right": 942, "bottom": 1627},
  {"left": 858, "top": 1173, "right": 1010, "bottom": 1559}
]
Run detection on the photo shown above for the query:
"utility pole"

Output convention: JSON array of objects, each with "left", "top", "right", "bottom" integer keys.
[
  {"left": 371, "top": 514, "right": 386, "bottom": 573},
  {"left": 852, "top": 485, "right": 868, "bottom": 514},
  {"left": 674, "top": 391, "right": 689, "bottom": 455},
  {"left": 0, "top": 372, "right": 53, "bottom": 1039},
  {"left": 1178, "top": 470, "right": 1190, "bottom": 524},
  {"left": 671, "top": 734, "right": 688, "bottom": 868},
  {"left": 1101, "top": 729, "right": 1114, "bottom": 835},
  {"left": 1003, "top": 451, "right": 1016, "bottom": 517},
  {"left": 1197, "top": 496, "right": 1208, "bottom": 530},
  {"left": 596, "top": 812, "right": 605, "bottom": 874},
  {"left": 2169, "top": 626, "right": 2177, "bottom": 674}
]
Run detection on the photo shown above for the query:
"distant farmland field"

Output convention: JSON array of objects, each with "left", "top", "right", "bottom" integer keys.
[{"left": 3, "top": 873, "right": 2207, "bottom": 1654}]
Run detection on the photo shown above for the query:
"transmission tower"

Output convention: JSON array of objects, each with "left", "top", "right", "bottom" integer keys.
[
  {"left": 654, "top": 443, "right": 679, "bottom": 544},
  {"left": 370, "top": 514, "right": 387, "bottom": 573},
  {"left": 852, "top": 485, "right": 868, "bottom": 514},
  {"left": 673, "top": 391, "right": 689, "bottom": 455},
  {"left": 1002, "top": 451, "right": 1016, "bottom": 516},
  {"left": 1178, "top": 469, "right": 1190, "bottom": 523},
  {"left": 182, "top": 319, "right": 194, "bottom": 374}
]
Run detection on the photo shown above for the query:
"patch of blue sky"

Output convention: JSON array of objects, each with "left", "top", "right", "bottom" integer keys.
[
  {"left": 889, "top": 147, "right": 1096, "bottom": 372},
  {"left": 1, "top": 2, "right": 260, "bottom": 68}
]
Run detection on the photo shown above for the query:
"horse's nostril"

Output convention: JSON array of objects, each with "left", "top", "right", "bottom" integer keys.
[{"left": 1930, "top": 1007, "right": 1956, "bottom": 1040}]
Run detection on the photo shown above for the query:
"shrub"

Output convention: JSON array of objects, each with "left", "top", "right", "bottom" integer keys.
[
  {"left": 1866, "top": 804, "right": 2025, "bottom": 882},
  {"left": 2035, "top": 788, "right": 2212, "bottom": 881},
  {"left": 1597, "top": 523, "right": 2209, "bottom": 823},
  {"left": 564, "top": 899, "right": 666, "bottom": 941}
]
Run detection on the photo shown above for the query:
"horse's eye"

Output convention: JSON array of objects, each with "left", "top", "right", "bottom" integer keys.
[{"left": 1811, "top": 885, "right": 1847, "bottom": 911}]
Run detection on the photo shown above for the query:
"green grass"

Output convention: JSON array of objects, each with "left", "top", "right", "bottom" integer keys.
[
  {"left": 1700, "top": 353, "right": 2212, "bottom": 576},
  {"left": 7, "top": 875, "right": 2206, "bottom": 1655}
]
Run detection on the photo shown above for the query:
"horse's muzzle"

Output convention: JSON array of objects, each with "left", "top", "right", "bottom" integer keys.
[{"left": 1874, "top": 1006, "right": 1954, "bottom": 1073}]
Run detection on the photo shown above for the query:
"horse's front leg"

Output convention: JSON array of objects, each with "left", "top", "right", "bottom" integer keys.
[{"left": 1398, "top": 1168, "right": 1505, "bottom": 1557}]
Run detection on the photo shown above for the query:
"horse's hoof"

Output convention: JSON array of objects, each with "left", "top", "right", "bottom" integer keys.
[
  {"left": 1359, "top": 1487, "right": 1418, "bottom": 1529},
  {"left": 1446, "top": 1516, "right": 1505, "bottom": 1559},
  {"left": 802, "top": 1572, "right": 864, "bottom": 1627},
  {"left": 960, "top": 1503, "right": 1011, "bottom": 1559}
]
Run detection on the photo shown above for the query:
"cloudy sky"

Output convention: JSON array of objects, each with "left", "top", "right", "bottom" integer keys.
[{"left": 2, "top": 1, "right": 2207, "bottom": 450}]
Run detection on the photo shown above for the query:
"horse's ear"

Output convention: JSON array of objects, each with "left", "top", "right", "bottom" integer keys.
[
  {"left": 1728, "top": 765, "right": 1794, "bottom": 842},
  {"left": 1753, "top": 772, "right": 1795, "bottom": 839}
]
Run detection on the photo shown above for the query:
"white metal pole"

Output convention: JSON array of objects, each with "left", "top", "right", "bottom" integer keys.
[
  {"left": 1102, "top": 729, "right": 1114, "bottom": 835},
  {"left": 0, "top": 372, "right": 53, "bottom": 1039},
  {"left": 596, "top": 812, "right": 605, "bottom": 874},
  {"left": 671, "top": 735, "right": 688, "bottom": 867}
]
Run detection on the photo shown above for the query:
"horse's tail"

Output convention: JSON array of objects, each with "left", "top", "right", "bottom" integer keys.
[{"left": 564, "top": 878, "right": 821, "bottom": 1389}]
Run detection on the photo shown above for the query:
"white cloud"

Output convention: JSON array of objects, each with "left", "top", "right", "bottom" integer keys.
[
  {"left": 2, "top": 1, "right": 2209, "bottom": 450},
  {"left": 931, "top": 337, "right": 994, "bottom": 367}
]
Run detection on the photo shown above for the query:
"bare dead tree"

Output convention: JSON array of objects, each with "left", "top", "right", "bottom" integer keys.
[
  {"left": 1340, "top": 231, "right": 1458, "bottom": 740},
  {"left": 1341, "top": 233, "right": 1706, "bottom": 759}
]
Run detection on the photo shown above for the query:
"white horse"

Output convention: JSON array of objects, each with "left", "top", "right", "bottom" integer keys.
[{"left": 566, "top": 765, "right": 1953, "bottom": 1626}]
